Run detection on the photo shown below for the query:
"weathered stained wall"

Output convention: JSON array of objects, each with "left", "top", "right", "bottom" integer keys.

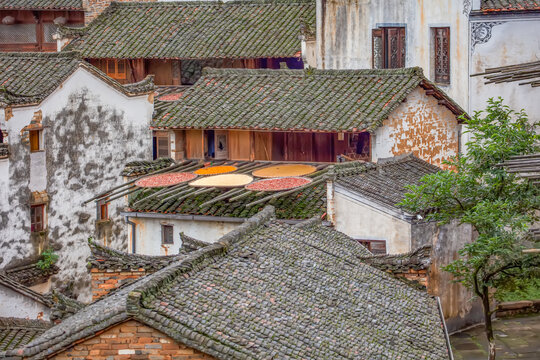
[
  {"left": 0, "top": 285, "right": 50, "bottom": 321},
  {"left": 128, "top": 216, "right": 242, "bottom": 255},
  {"left": 469, "top": 17, "right": 540, "bottom": 124},
  {"left": 412, "top": 220, "right": 483, "bottom": 332},
  {"left": 316, "top": 0, "right": 469, "bottom": 108},
  {"left": 52, "top": 320, "right": 215, "bottom": 360},
  {"left": 373, "top": 87, "right": 460, "bottom": 168},
  {"left": 0, "top": 68, "right": 153, "bottom": 302},
  {"left": 333, "top": 187, "right": 412, "bottom": 254}
]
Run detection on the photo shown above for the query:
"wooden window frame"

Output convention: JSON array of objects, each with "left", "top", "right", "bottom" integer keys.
[
  {"left": 161, "top": 224, "right": 174, "bottom": 245},
  {"left": 154, "top": 131, "right": 170, "bottom": 159},
  {"left": 432, "top": 27, "right": 450, "bottom": 85},
  {"left": 357, "top": 239, "right": 387, "bottom": 255},
  {"left": 372, "top": 27, "right": 406, "bottom": 69},
  {"left": 29, "top": 130, "right": 42, "bottom": 152},
  {"left": 30, "top": 204, "right": 45, "bottom": 232},
  {"left": 98, "top": 59, "right": 128, "bottom": 81},
  {"left": 98, "top": 199, "right": 108, "bottom": 221}
]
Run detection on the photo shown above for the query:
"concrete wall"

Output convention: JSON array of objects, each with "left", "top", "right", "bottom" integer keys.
[
  {"left": 412, "top": 220, "right": 483, "bottom": 332},
  {"left": 469, "top": 16, "right": 540, "bottom": 124},
  {"left": 333, "top": 187, "right": 412, "bottom": 254},
  {"left": 373, "top": 87, "right": 461, "bottom": 169},
  {"left": 0, "top": 68, "right": 153, "bottom": 302},
  {"left": 128, "top": 216, "right": 242, "bottom": 256},
  {"left": 0, "top": 285, "right": 50, "bottom": 321},
  {"left": 316, "top": 0, "right": 469, "bottom": 108}
]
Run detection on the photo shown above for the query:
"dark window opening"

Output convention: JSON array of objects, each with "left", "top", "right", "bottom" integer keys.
[
  {"left": 30, "top": 204, "right": 44, "bottom": 232},
  {"left": 372, "top": 27, "right": 406, "bottom": 69},
  {"left": 98, "top": 200, "right": 108, "bottom": 221},
  {"left": 29, "top": 130, "right": 41, "bottom": 152},
  {"left": 358, "top": 239, "right": 387, "bottom": 255},
  {"left": 161, "top": 224, "right": 174, "bottom": 245},
  {"left": 432, "top": 27, "right": 450, "bottom": 84}
]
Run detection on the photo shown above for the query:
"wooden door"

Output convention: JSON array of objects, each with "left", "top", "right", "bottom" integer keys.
[
  {"left": 229, "top": 130, "right": 251, "bottom": 160},
  {"left": 253, "top": 132, "right": 272, "bottom": 161},
  {"left": 185, "top": 130, "right": 204, "bottom": 159}
]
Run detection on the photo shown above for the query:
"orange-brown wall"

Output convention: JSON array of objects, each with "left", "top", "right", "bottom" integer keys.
[
  {"left": 90, "top": 268, "right": 147, "bottom": 301},
  {"left": 52, "top": 320, "right": 215, "bottom": 360}
]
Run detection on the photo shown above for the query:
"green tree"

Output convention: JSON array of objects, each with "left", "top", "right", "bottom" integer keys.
[{"left": 399, "top": 98, "right": 540, "bottom": 360}]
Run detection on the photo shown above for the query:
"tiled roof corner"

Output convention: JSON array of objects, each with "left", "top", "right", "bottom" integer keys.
[
  {"left": 87, "top": 239, "right": 184, "bottom": 272},
  {"left": 122, "top": 157, "right": 175, "bottom": 177},
  {"left": 153, "top": 67, "right": 466, "bottom": 132},
  {"left": 4, "top": 261, "right": 58, "bottom": 288},
  {"left": 179, "top": 233, "right": 210, "bottom": 254},
  {"left": 481, "top": 0, "right": 540, "bottom": 11},
  {"left": 64, "top": 0, "right": 315, "bottom": 59},
  {"left": 0, "top": 317, "right": 51, "bottom": 352},
  {"left": 0, "top": 273, "right": 54, "bottom": 308},
  {"left": 0, "top": 0, "right": 83, "bottom": 10},
  {"left": 336, "top": 154, "right": 441, "bottom": 212},
  {"left": 359, "top": 245, "right": 432, "bottom": 272}
]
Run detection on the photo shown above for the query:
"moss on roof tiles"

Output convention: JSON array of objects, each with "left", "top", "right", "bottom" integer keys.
[
  {"left": 481, "top": 0, "right": 540, "bottom": 11},
  {"left": 63, "top": 0, "right": 315, "bottom": 59},
  {"left": 153, "top": 67, "right": 465, "bottom": 132},
  {"left": 0, "top": 0, "right": 82, "bottom": 10}
]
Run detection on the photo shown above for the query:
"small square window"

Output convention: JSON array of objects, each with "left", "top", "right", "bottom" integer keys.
[
  {"left": 98, "top": 200, "right": 108, "bottom": 221},
  {"left": 29, "top": 130, "right": 42, "bottom": 152},
  {"left": 162, "top": 224, "right": 174, "bottom": 245},
  {"left": 31, "top": 204, "right": 45, "bottom": 232}
]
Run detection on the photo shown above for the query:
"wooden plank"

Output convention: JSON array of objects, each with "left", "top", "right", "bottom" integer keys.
[
  {"left": 147, "top": 59, "right": 173, "bottom": 86},
  {"left": 287, "top": 132, "right": 313, "bottom": 162},
  {"left": 253, "top": 132, "right": 272, "bottom": 161},
  {"left": 313, "top": 133, "right": 333, "bottom": 162},
  {"left": 185, "top": 129, "right": 204, "bottom": 159},
  {"left": 272, "top": 132, "right": 286, "bottom": 161},
  {"left": 229, "top": 130, "right": 251, "bottom": 161}
]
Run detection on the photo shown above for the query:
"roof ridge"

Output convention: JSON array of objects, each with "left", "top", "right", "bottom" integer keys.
[
  {"left": 0, "top": 51, "right": 81, "bottom": 59},
  {"left": 377, "top": 153, "right": 442, "bottom": 171},
  {"left": 109, "top": 0, "right": 315, "bottom": 7},
  {"left": 202, "top": 67, "right": 425, "bottom": 77}
]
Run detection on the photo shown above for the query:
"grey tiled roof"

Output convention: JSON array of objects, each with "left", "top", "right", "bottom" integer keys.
[
  {"left": 0, "top": 52, "right": 154, "bottom": 107},
  {"left": 481, "top": 0, "right": 540, "bottom": 10},
  {"left": 152, "top": 67, "right": 466, "bottom": 132},
  {"left": 122, "top": 157, "right": 175, "bottom": 177},
  {"left": 4, "top": 262, "right": 58, "bottom": 288},
  {"left": 359, "top": 245, "right": 432, "bottom": 273},
  {"left": 63, "top": 0, "right": 315, "bottom": 59},
  {"left": 88, "top": 240, "right": 185, "bottom": 272},
  {"left": 0, "top": 318, "right": 51, "bottom": 352},
  {"left": 6, "top": 207, "right": 450, "bottom": 360},
  {"left": 0, "top": 0, "right": 82, "bottom": 10},
  {"left": 336, "top": 153, "right": 441, "bottom": 211},
  {"left": 0, "top": 273, "right": 53, "bottom": 308}
]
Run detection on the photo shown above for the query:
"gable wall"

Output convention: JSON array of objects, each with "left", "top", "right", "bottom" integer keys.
[
  {"left": 0, "top": 285, "right": 50, "bottom": 321},
  {"left": 51, "top": 319, "right": 215, "bottom": 360},
  {"left": 373, "top": 87, "right": 460, "bottom": 169},
  {"left": 0, "top": 68, "right": 153, "bottom": 302}
]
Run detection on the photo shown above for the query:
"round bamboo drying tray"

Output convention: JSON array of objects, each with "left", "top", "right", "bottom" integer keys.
[
  {"left": 194, "top": 165, "right": 237, "bottom": 176},
  {"left": 252, "top": 164, "right": 317, "bottom": 178},
  {"left": 189, "top": 174, "right": 253, "bottom": 188},
  {"left": 135, "top": 172, "right": 197, "bottom": 188},
  {"left": 245, "top": 177, "right": 313, "bottom": 192}
]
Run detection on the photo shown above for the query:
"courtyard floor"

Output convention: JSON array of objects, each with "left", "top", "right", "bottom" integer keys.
[{"left": 450, "top": 314, "right": 540, "bottom": 359}]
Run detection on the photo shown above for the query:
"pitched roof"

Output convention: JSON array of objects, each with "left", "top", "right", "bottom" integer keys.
[
  {"left": 122, "top": 157, "right": 175, "bottom": 177},
  {"left": 0, "top": 318, "right": 51, "bottom": 352},
  {"left": 152, "top": 67, "right": 466, "bottom": 132},
  {"left": 472, "top": 60, "right": 540, "bottom": 88},
  {"left": 359, "top": 245, "right": 432, "bottom": 273},
  {"left": 481, "top": 0, "right": 540, "bottom": 11},
  {"left": 125, "top": 160, "right": 334, "bottom": 220},
  {"left": 6, "top": 207, "right": 450, "bottom": 360},
  {"left": 336, "top": 153, "right": 441, "bottom": 212},
  {"left": 0, "top": 273, "right": 53, "bottom": 308},
  {"left": 88, "top": 240, "right": 185, "bottom": 272},
  {"left": 0, "top": 52, "right": 154, "bottom": 107},
  {"left": 0, "top": 0, "right": 82, "bottom": 10},
  {"left": 62, "top": 0, "right": 315, "bottom": 59},
  {"left": 4, "top": 261, "right": 58, "bottom": 288}
]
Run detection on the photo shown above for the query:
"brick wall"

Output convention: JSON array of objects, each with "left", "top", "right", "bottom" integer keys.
[
  {"left": 90, "top": 268, "right": 147, "bottom": 301},
  {"left": 393, "top": 269, "right": 428, "bottom": 288},
  {"left": 83, "top": 0, "right": 158, "bottom": 24},
  {"left": 52, "top": 320, "right": 216, "bottom": 360}
]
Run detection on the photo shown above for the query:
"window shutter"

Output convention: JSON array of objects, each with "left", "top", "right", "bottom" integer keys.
[
  {"left": 372, "top": 29, "right": 384, "bottom": 69},
  {"left": 156, "top": 133, "right": 170, "bottom": 158},
  {"left": 162, "top": 225, "right": 174, "bottom": 244},
  {"left": 434, "top": 27, "right": 450, "bottom": 84},
  {"left": 29, "top": 131, "right": 40, "bottom": 152},
  {"left": 387, "top": 28, "right": 406, "bottom": 68}
]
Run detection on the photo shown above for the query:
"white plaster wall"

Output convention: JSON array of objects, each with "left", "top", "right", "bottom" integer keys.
[
  {"left": 0, "top": 67, "right": 153, "bottom": 302},
  {"left": 470, "top": 19, "right": 540, "bottom": 123},
  {"left": 29, "top": 151, "right": 47, "bottom": 191},
  {"left": 316, "top": 0, "right": 469, "bottom": 108},
  {"left": 129, "top": 217, "right": 242, "bottom": 256},
  {"left": 333, "top": 190, "right": 412, "bottom": 254},
  {"left": 0, "top": 285, "right": 50, "bottom": 320}
]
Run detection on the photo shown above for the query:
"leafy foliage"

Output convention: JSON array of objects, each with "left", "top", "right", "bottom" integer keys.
[
  {"left": 399, "top": 98, "right": 540, "bottom": 359},
  {"left": 36, "top": 247, "right": 59, "bottom": 270}
]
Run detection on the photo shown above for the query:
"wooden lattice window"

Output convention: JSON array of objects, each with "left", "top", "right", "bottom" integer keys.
[
  {"left": 432, "top": 27, "right": 450, "bottom": 84},
  {"left": 372, "top": 27, "right": 406, "bottom": 69},
  {"left": 30, "top": 204, "right": 44, "bottom": 232},
  {"left": 99, "top": 59, "right": 127, "bottom": 81},
  {"left": 153, "top": 131, "right": 170, "bottom": 159},
  {"left": 161, "top": 224, "right": 174, "bottom": 245}
]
